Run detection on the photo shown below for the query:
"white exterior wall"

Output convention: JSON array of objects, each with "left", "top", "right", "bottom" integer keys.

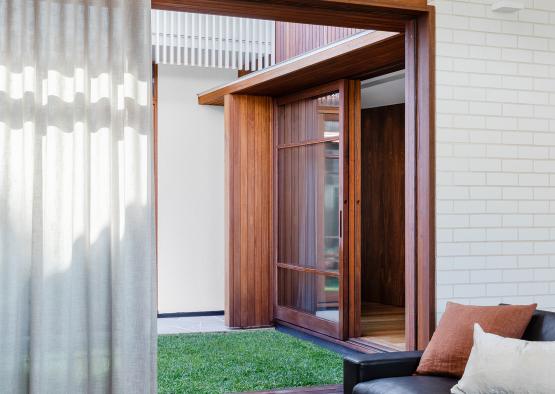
[
  {"left": 432, "top": 0, "right": 555, "bottom": 319},
  {"left": 157, "top": 65, "right": 236, "bottom": 313}
]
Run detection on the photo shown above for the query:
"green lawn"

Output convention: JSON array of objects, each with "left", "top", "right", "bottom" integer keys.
[{"left": 158, "top": 329, "right": 343, "bottom": 394}]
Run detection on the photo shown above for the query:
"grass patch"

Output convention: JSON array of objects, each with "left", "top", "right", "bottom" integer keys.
[{"left": 158, "top": 329, "right": 343, "bottom": 393}]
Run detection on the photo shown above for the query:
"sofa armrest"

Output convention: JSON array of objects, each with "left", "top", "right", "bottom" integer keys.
[{"left": 343, "top": 351, "right": 423, "bottom": 394}]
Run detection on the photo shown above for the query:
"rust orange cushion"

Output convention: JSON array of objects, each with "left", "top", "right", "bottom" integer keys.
[{"left": 416, "top": 302, "right": 537, "bottom": 378}]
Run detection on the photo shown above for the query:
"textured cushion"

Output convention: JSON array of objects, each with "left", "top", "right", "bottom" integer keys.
[
  {"left": 353, "top": 376, "right": 457, "bottom": 394},
  {"left": 451, "top": 324, "right": 555, "bottom": 394},
  {"left": 416, "top": 302, "right": 536, "bottom": 378}
]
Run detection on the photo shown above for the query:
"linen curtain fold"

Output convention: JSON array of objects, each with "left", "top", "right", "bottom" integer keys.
[{"left": 0, "top": 0, "right": 156, "bottom": 393}]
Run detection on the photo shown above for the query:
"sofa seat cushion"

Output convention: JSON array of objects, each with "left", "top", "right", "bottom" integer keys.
[{"left": 353, "top": 376, "right": 457, "bottom": 394}]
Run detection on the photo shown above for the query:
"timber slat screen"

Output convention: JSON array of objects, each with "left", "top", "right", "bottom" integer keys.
[{"left": 274, "top": 22, "right": 364, "bottom": 63}]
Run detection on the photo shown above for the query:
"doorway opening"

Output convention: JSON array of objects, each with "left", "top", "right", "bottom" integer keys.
[
  {"left": 357, "top": 71, "right": 406, "bottom": 351},
  {"left": 151, "top": 1, "right": 436, "bottom": 392},
  {"left": 192, "top": 4, "right": 435, "bottom": 354},
  {"left": 272, "top": 68, "right": 409, "bottom": 352}
]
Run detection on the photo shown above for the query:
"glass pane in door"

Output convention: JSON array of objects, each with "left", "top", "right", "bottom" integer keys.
[
  {"left": 277, "top": 141, "right": 340, "bottom": 274},
  {"left": 277, "top": 93, "right": 340, "bottom": 145},
  {"left": 324, "top": 141, "right": 340, "bottom": 272},
  {"left": 277, "top": 268, "right": 339, "bottom": 322},
  {"left": 276, "top": 90, "right": 343, "bottom": 330}
]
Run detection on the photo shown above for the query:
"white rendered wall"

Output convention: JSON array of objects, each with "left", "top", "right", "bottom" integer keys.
[
  {"left": 157, "top": 65, "right": 236, "bottom": 313},
  {"left": 432, "top": 0, "right": 555, "bottom": 320},
  {"left": 361, "top": 71, "right": 405, "bottom": 109}
]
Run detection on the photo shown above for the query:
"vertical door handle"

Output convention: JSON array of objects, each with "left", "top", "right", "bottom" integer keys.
[{"left": 339, "top": 210, "right": 343, "bottom": 238}]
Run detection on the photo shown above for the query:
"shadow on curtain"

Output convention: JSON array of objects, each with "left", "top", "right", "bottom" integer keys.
[{"left": 0, "top": 1, "right": 156, "bottom": 393}]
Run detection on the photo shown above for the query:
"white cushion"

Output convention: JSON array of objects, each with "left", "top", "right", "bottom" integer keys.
[{"left": 451, "top": 323, "right": 555, "bottom": 394}]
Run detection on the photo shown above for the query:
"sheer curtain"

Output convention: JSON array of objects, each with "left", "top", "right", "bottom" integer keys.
[{"left": 0, "top": 1, "right": 156, "bottom": 393}]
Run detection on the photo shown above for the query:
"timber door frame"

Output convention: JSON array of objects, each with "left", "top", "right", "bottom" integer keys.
[{"left": 155, "top": 0, "right": 436, "bottom": 350}]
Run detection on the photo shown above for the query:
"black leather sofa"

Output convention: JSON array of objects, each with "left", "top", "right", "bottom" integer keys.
[{"left": 344, "top": 308, "right": 555, "bottom": 394}]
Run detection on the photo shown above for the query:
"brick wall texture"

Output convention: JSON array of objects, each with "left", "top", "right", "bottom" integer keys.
[{"left": 431, "top": 0, "right": 555, "bottom": 319}]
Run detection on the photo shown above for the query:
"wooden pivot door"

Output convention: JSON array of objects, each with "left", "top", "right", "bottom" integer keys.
[{"left": 274, "top": 81, "right": 358, "bottom": 340}]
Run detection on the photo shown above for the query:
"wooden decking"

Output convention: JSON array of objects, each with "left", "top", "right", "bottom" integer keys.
[
  {"left": 359, "top": 302, "right": 405, "bottom": 351},
  {"left": 240, "top": 384, "right": 343, "bottom": 393}
]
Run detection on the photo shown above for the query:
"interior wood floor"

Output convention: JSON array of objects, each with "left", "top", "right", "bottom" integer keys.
[{"left": 359, "top": 302, "right": 405, "bottom": 351}]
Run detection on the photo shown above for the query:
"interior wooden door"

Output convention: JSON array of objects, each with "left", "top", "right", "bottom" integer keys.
[{"left": 274, "top": 81, "right": 351, "bottom": 340}]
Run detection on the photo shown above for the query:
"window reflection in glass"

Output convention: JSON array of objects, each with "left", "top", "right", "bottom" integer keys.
[
  {"left": 276, "top": 91, "right": 341, "bottom": 324},
  {"left": 324, "top": 141, "right": 339, "bottom": 271},
  {"left": 277, "top": 92, "right": 340, "bottom": 144},
  {"left": 277, "top": 141, "right": 339, "bottom": 272},
  {"left": 278, "top": 268, "right": 339, "bottom": 322}
]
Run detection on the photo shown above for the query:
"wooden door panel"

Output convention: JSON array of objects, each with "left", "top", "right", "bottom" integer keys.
[
  {"left": 361, "top": 104, "right": 405, "bottom": 308},
  {"left": 274, "top": 82, "right": 350, "bottom": 340}
]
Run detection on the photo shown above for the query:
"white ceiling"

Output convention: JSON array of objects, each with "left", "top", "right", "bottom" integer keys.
[{"left": 361, "top": 70, "right": 405, "bottom": 109}]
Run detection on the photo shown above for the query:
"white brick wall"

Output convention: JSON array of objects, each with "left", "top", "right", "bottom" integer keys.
[{"left": 431, "top": 0, "right": 555, "bottom": 319}]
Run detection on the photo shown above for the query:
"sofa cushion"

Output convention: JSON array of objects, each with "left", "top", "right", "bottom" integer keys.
[
  {"left": 451, "top": 324, "right": 555, "bottom": 394},
  {"left": 416, "top": 302, "right": 536, "bottom": 378},
  {"left": 522, "top": 309, "right": 555, "bottom": 341},
  {"left": 353, "top": 376, "right": 457, "bottom": 394}
]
